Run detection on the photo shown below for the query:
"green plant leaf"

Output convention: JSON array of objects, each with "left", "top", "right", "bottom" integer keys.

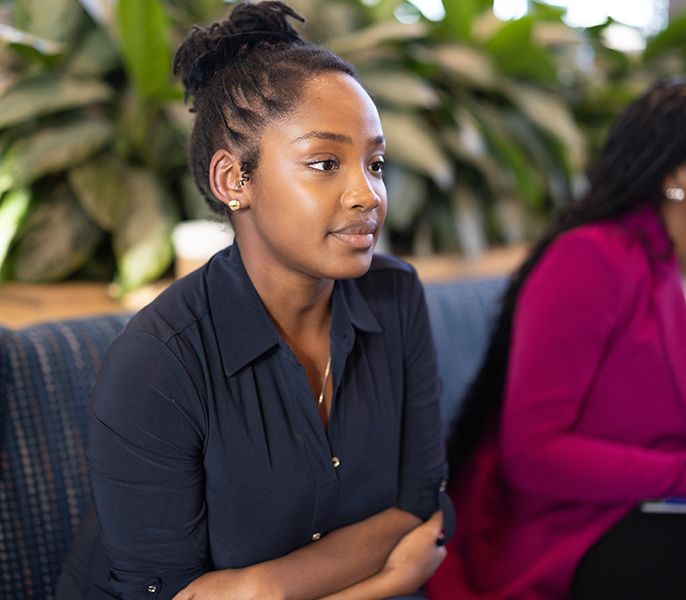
[
  {"left": 0, "top": 23, "right": 64, "bottom": 57},
  {"left": 8, "top": 185, "right": 102, "bottom": 282},
  {"left": 116, "top": 0, "right": 174, "bottom": 102},
  {"left": 363, "top": 70, "right": 439, "bottom": 108},
  {"left": 0, "top": 117, "right": 113, "bottom": 194},
  {"left": 13, "top": 0, "right": 83, "bottom": 44},
  {"left": 0, "top": 187, "right": 31, "bottom": 273},
  {"left": 113, "top": 169, "right": 176, "bottom": 294},
  {"left": 66, "top": 27, "right": 120, "bottom": 77},
  {"left": 645, "top": 12, "right": 686, "bottom": 61},
  {"left": 380, "top": 110, "right": 453, "bottom": 189},
  {"left": 68, "top": 153, "right": 129, "bottom": 231},
  {"left": 451, "top": 183, "right": 487, "bottom": 257},
  {"left": 421, "top": 44, "right": 499, "bottom": 89},
  {"left": 441, "top": 0, "right": 490, "bottom": 41},
  {"left": 384, "top": 164, "right": 427, "bottom": 230},
  {"left": 79, "top": 0, "right": 117, "bottom": 35},
  {"left": 327, "top": 21, "right": 428, "bottom": 56},
  {"left": 0, "top": 73, "right": 112, "bottom": 130},
  {"left": 465, "top": 101, "right": 545, "bottom": 208},
  {"left": 485, "top": 16, "right": 557, "bottom": 82},
  {"left": 443, "top": 109, "right": 506, "bottom": 194},
  {"left": 504, "top": 82, "right": 586, "bottom": 171}
]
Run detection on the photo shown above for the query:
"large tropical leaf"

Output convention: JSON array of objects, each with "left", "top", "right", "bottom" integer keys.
[
  {"left": 645, "top": 12, "right": 686, "bottom": 61},
  {"left": 0, "top": 23, "right": 63, "bottom": 58},
  {"left": 363, "top": 70, "right": 439, "bottom": 109},
  {"left": 0, "top": 187, "right": 31, "bottom": 273},
  {"left": 441, "top": 0, "right": 491, "bottom": 41},
  {"left": 13, "top": 0, "right": 83, "bottom": 44},
  {"left": 0, "top": 117, "right": 113, "bottom": 194},
  {"left": 421, "top": 44, "right": 499, "bottom": 90},
  {"left": 327, "top": 21, "right": 428, "bottom": 56},
  {"left": 116, "top": 0, "right": 175, "bottom": 102},
  {"left": 113, "top": 169, "right": 176, "bottom": 294},
  {"left": 79, "top": 0, "right": 117, "bottom": 35},
  {"left": 451, "top": 183, "right": 488, "bottom": 256},
  {"left": 380, "top": 110, "right": 453, "bottom": 189},
  {"left": 384, "top": 164, "right": 427, "bottom": 230},
  {"left": 504, "top": 82, "right": 586, "bottom": 171},
  {"left": 8, "top": 185, "right": 102, "bottom": 282},
  {"left": 0, "top": 73, "right": 112, "bottom": 130},
  {"left": 466, "top": 101, "right": 545, "bottom": 208},
  {"left": 68, "top": 153, "right": 129, "bottom": 231},
  {"left": 66, "top": 27, "right": 120, "bottom": 77},
  {"left": 485, "top": 16, "right": 558, "bottom": 83}
]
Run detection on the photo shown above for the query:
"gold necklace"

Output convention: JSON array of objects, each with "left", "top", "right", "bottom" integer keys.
[{"left": 317, "top": 355, "right": 332, "bottom": 407}]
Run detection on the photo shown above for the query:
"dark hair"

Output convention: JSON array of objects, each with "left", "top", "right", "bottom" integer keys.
[
  {"left": 447, "top": 77, "right": 686, "bottom": 474},
  {"left": 173, "top": 1, "right": 358, "bottom": 215}
]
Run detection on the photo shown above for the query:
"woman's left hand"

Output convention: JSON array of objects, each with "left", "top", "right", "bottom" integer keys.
[{"left": 172, "top": 568, "right": 282, "bottom": 600}]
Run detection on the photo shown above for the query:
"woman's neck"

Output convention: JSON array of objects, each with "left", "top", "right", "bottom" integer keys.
[{"left": 239, "top": 244, "right": 334, "bottom": 345}]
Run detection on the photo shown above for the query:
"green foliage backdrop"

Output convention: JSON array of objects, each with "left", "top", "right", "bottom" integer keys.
[{"left": 0, "top": 0, "right": 684, "bottom": 291}]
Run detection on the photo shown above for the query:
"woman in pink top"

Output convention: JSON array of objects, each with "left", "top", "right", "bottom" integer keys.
[{"left": 428, "top": 78, "right": 686, "bottom": 600}]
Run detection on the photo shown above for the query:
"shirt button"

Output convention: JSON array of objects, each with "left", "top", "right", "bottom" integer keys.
[
  {"left": 439, "top": 478, "right": 447, "bottom": 493},
  {"left": 147, "top": 585, "right": 158, "bottom": 593},
  {"left": 331, "top": 456, "right": 341, "bottom": 468},
  {"left": 312, "top": 532, "right": 321, "bottom": 541}
]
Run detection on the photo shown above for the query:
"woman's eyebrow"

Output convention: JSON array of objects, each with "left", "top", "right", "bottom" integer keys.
[
  {"left": 291, "top": 131, "right": 385, "bottom": 146},
  {"left": 292, "top": 131, "right": 352, "bottom": 144}
]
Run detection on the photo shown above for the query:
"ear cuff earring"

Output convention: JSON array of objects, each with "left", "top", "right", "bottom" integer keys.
[
  {"left": 234, "top": 172, "right": 250, "bottom": 190},
  {"left": 228, "top": 199, "right": 241, "bottom": 211},
  {"left": 666, "top": 187, "right": 685, "bottom": 202}
]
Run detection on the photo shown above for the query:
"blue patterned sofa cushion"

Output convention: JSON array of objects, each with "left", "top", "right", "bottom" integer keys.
[
  {"left": 0, "top": 315, "right": 129, "bottom": 600},
  {"left": 424, "top": 277, "right": 507, "bottom": 434}
]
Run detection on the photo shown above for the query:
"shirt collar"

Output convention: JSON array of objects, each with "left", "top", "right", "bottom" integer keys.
[{"left": 207, "top": 243, "right": 382, "bottom": 377}]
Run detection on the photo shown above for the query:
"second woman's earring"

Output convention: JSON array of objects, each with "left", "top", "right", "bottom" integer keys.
[
  {"left": 228, "top": 199, "right": 241, "bottom": 211},
  {"left": 666, "top": 187, "right": 685, "bottom": 202}
]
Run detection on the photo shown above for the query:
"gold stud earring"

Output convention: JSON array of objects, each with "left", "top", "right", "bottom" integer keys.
[{"left": 228, "top": 199, "right": 241, "bottom": 211}]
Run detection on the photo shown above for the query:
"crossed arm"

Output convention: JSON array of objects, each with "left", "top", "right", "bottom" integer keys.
[{"left": 173, "top": 509, "right": 445, "bottom": 600}]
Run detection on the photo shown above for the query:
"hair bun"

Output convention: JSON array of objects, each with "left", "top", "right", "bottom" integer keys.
[
  {"left": 174, "top": 2, "right": 305, "bottom": 98},
  {"left": 229, "top": 1, "right": 304, "bottom": 36}
]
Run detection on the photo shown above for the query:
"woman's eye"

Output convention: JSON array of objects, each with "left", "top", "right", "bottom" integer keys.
[
  {"left": 309, "top": 159, "right": 339, "bottom": 172},
  {"left": 369, "top": 158, "right": 385, "bottom": 175}
]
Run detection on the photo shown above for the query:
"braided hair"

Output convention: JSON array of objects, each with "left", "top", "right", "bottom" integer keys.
[
  {"left": 173, "top": 1, "right": 357, "bottom": 215},
  {"left": 447, "top": 77, "right": 686, "bottom": 474}
]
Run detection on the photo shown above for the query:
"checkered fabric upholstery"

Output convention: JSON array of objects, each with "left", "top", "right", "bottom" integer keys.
[{"left": 0, "top": 315, "right": 129, "bottom": 600}]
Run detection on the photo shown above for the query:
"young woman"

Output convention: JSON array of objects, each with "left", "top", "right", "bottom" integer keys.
[
  {"left": 427, "top": 78, "right": 686, "bottom": 600},
  {"left": 57, "top": 3, "right": 450, "bottom": 599}
]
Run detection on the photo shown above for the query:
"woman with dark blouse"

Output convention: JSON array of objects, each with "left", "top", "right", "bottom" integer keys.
[{"left": 57, "top": 2, "right": 450, "bottom": 599}]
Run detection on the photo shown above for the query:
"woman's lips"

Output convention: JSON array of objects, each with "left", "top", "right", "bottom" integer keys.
[{"left": 330, "top": 221, "right": 377, "bottom": 250}]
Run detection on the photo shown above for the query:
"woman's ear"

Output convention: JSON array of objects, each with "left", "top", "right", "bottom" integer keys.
[{"left": 209, "top": 149, "right": 249, "bottom": 211}]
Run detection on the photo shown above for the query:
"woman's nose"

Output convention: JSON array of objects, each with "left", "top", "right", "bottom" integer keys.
[{"left": 341, "top": 172, "right": 382, "bottom": 211}]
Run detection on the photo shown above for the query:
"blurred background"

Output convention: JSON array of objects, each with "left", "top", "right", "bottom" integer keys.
[{"left": 0, "top": 0, "right": 685, "bottom": 302}]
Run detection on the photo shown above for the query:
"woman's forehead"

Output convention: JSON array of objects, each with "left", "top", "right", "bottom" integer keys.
[{"left": 269, "top": 73, "right": 383, "bottom": 143}]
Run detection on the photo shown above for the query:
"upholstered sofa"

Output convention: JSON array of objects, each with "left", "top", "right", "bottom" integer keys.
[{"left": 0, "top": 276, "right": 506, "bottom": 599}]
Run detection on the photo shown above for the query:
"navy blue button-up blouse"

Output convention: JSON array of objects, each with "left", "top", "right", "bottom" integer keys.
[{"left": 86, "top": 244, "right": 448, "bottom": 598}]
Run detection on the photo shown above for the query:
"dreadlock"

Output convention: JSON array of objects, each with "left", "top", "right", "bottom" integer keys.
[
  {"left": 173, "top": 1, "right": 357, "bottom": 216},
  {"left": 447, "top": 77, "right": 686, "bottom": 474}
]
